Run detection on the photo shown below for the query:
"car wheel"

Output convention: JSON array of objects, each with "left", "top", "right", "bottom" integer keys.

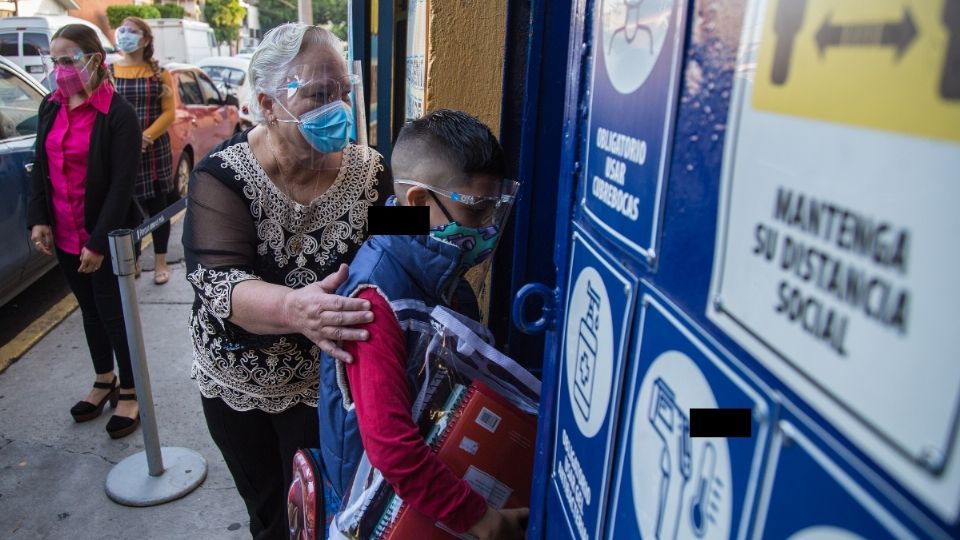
[{"left": 176, "top": 151, "right": 193, "bottom": 198}]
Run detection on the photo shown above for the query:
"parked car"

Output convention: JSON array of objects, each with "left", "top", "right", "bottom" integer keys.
[
  {"left": 165, "top": 63, "right": 241, "bottom": 197},
  {"left": 0, "top": 16, "right": 118, "bottom": 86},
  {"left": 0, "top": 56, "right": 56, "bottom": 305},
  {"left": 196, "top": 55, "right": 253, "bottom": 128},
  {"left": 146, "top": 18, "right": 218, "bottom": 65}
]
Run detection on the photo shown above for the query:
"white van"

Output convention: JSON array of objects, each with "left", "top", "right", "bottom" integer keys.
[
  {"left": 145, "top": 18, "right": 218, "bottom": 65},
  {"left": 0, "top": 16, "right": 117, "bottom": 85}
]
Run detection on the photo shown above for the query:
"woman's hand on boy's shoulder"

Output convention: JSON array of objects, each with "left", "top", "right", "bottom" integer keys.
[
  {"left": 469, "top": 506, "right": 529, "bottom": 540},
  {"left": 281, "top": 263, "right": 374, "bottom": 362}
]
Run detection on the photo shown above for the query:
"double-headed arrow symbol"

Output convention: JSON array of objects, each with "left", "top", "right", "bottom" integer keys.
[{"left": 816, "top": 8, "right": 918, "bottom": 60}]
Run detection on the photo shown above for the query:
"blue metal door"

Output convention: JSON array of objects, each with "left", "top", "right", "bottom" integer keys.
[{"left": 513, "top": 0, "right": 960, "bottom": 538}]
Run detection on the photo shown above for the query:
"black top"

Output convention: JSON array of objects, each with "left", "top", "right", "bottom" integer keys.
[
  {"left": 27, "top": 91, "right": 142, "bottom": 255},
  {"left": 183, "top": 131, "right": 394, "bottom": 412}
]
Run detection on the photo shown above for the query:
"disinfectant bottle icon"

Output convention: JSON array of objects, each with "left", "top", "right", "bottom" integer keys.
[{"left": 573, "top": 281, "right": 602, "bottom": 422}]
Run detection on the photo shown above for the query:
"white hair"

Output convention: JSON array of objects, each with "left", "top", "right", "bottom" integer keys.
[{"left": 247, "top": 23, "right": 346, "bottom": 122}]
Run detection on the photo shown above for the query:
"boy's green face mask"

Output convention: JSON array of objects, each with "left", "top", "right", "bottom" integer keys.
[{"left": 429, "top": 221, "right": 501, "bottom": 271}]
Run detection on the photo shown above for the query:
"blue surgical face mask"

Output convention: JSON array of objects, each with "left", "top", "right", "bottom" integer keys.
[
  {"left": 116, "top": 33, "right": 142, "bottom": 53},
  {"left": 278, "top": 100, "right": 353, "bottom": 153}
]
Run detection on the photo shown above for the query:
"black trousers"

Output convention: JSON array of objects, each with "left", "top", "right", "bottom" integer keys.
[
  {"left": 201, "top": 396, "right": 320, "bottom": 540},
  {"left": 56, "top": 249, "right": 135, "bottom": 389},
  {"left": 138, "top": 189, "right": 175, "bottom": 255}
]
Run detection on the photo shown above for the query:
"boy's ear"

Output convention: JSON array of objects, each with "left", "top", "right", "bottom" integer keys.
[{"left": 403, "top": 185, "right": 430, "bottom": 207}]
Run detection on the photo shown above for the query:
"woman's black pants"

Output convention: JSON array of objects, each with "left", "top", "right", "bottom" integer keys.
[
  {"left": 56, "top": 248, "right": 135, "bottom": 389},
  {"left": 201, "top": 396, "right": 320, "bottom": 540}
]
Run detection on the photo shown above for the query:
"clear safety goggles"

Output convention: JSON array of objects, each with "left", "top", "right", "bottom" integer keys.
[{"left": 394, "top": 178, "right": 520, "bottom": 228}]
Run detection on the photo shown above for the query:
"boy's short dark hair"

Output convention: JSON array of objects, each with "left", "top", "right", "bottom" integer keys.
[{"left": 392, "top": 109, "right": 505, "bottom": 186}]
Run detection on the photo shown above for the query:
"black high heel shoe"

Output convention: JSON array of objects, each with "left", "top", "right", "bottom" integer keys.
[
  {"left": 106, "top": 393, "right": 140, "bottom": 439},
  {"left": 70, "top": 377, "right": 118, "bottom": 423}
]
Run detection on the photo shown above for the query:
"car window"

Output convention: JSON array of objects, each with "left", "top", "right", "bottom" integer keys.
[
  {"left": 204, "top": 66, "right": 245, "bottom": 86},
  {"left": 0, "top": 66, "right": 44, "bottom": 141},
  {"left": 0, "top": 32, "right": 19, "bottom": 57},
  {"left": 177, "top": 71, "right": 204, "bottom": 105},
  {"left": 200, "top": 66, "right": 225, "bottom": 82},
  {"left": 196, "top": 72, "right": 221, "bottom": 105},
  {"left": 22, "top": 33, "right": 49, "bottom": 56},
  {"left": 225, "top": 68, "right": 245, "bottom": 86}
]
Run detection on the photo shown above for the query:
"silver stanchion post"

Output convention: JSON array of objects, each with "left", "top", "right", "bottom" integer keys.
[{"left": 104, "top": 228, "right": 207, "bottom": 506}]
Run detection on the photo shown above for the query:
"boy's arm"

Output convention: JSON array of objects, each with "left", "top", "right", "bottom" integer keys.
[{"left": 344, "top": 288, "right": 488, "bottom": 534}]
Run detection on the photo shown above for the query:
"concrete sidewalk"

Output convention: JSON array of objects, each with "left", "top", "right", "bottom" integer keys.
[{"left": 0, "top": 219, "right": 252, "bottom": 539}]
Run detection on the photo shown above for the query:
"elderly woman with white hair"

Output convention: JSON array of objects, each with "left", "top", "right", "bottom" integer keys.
[{"left": 181, "top": 23, "right": 392, "bottom": 538}]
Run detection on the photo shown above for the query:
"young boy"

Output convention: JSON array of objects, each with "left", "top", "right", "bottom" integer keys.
[{"left": 314, "top": 109, "right": 527, "bottom": 539}]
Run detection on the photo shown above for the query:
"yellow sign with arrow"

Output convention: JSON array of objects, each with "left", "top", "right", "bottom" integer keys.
[{"left": 753, "top": 0, "right": 960, "bottom": 142}]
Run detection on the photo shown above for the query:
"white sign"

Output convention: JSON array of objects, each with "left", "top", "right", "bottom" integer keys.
[
  {"left": 565, "top": 266, "right": 615, "bottom": 438},
  {"left": 709, "top": 0, "right": 960, "bottom": 521}
]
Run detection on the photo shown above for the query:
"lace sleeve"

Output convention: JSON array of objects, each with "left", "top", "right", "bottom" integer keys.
[
  {"left": 183, "top": 170, "right": 262, "bottom": 327},
  {"left": 375, "top": 153, "right": 395, "bottom": 204}
]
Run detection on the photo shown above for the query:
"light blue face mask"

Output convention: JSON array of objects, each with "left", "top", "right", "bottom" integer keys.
[
  {"left": 116, "top": 33, "right": 142, "bottom": 53},
  {"left": 278, "top": 100, "right": 353, "bottom": 153}
]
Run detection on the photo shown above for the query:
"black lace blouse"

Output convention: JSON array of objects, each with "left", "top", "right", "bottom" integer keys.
[{"left": 183, "top": 131, "right": 393, "bottom": 412}]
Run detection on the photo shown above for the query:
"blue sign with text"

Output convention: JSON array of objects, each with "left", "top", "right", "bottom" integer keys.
[
  {"left": 757, "top": 416, "right": 930, "bottom": 540},
  {"left": 551, "top": 228, "right": 637, "bottom": 540},
  {"left": 581, "top": 0, "right": 689, "bottom": 262},
  {"left": 606, "top": 288, "right": 770, "bottom": 540}
]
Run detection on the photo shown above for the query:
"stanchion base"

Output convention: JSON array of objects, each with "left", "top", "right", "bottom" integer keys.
[{"left": 105, "top": 447, "right": 207, "bottom": 507}]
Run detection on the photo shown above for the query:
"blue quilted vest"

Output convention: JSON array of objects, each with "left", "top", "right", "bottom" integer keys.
[{"left": 316, "top": 232, "right": 478, "bottom": 501}]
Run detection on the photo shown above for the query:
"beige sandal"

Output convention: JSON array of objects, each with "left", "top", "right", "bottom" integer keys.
[{"left": 154, "top": 269, "right": 170, "bottom": 285}]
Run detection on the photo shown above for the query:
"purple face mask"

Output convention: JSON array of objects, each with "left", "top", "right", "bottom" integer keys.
[{"left": 54, "top": 61, "right": 92, "bottom": 97}]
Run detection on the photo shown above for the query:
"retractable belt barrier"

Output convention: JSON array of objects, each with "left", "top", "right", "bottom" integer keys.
[
  {"left": 134, "top": 196, "right": 187, "bottom": 244},
  {"left": 104, "top": 196, "right": 207, "bottom": 507}
]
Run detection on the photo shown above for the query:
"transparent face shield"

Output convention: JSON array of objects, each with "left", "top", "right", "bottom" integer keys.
[
  {"left": 41, "top": 49, "right": 96, "bottom": 93},
  {"left": 266, "top": 63, "right": 364, "bottom": 171},
  {"left": 115, "top": 24, "right": 145, "bottom": 54},
  {"left": 394, "top": 178, "right": 520, "bottom": 231},
  {"left": 395, "top": 178, "right": 520, "bottom": 311}
]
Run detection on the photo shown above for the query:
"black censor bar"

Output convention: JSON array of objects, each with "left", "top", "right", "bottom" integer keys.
[
  {"left": 135, "top": 196, "right": 187, "bottom": 243},
  {"left": 368, "top": 205, "right": 431, "bottom": 235},
  {"left": 689, "top": 408, "right": 752, "bottom": 438}
]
